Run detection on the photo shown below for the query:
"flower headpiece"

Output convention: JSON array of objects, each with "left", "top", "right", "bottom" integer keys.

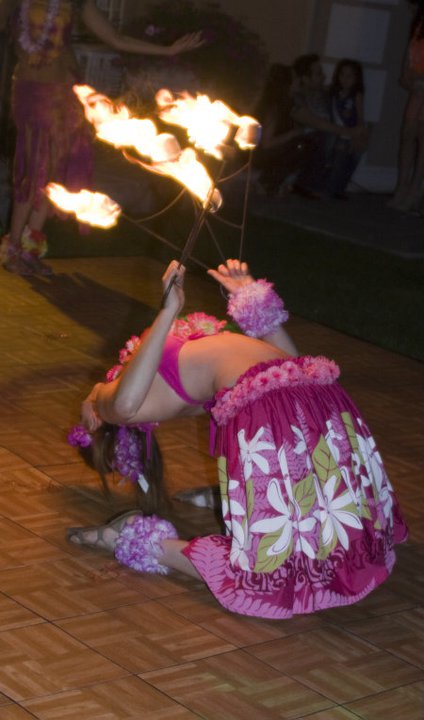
[{"left": 68, "top": 312, "right": 227, "bottom": 489}]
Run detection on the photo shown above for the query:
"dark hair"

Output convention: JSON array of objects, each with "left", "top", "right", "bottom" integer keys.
[
  {"left": 331, "top": 59, "right": 364, "bottom": 96},
  {"left": 410, "top": 0, "right": 424, "bottom": 40},
  {"left": 293, "top": 54, "right": 320, "bottom": 79},
  {"left": 254, "top": 63, "right": 294, "bottom": 132},
  {"left": 80, "top": 424, "right": 170, "bottom": 516}
]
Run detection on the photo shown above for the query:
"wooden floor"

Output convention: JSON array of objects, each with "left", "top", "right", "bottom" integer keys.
[{"left": 0, "top": 255, "right": 422, "bottom": 719}]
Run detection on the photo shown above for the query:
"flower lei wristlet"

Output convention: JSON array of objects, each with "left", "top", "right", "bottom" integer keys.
[{"left": 227, "top": 279, "right": 288, "bottom": 337}]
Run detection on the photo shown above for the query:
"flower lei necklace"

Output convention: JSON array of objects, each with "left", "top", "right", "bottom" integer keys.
[
  {"left": 18, "top": 0, "right": 61, "bottom": 55},
  {"left": 68, "top": 312, "right": 228, "bottom": 490}
]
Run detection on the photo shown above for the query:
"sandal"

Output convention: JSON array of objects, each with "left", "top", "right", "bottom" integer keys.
[{"left": 66, "top": 510, "right": 141, "bottom": 551}]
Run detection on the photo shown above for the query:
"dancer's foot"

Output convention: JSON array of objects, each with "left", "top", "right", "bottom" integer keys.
[
  {"left": 66, "top": 511, "right": 141, "bottom": 551},
  {"left": 3, "top": 254, "right": 34, "bottom": 276},
  {"left": 21, "top": 253, "right": 53, "bottom": 277}
]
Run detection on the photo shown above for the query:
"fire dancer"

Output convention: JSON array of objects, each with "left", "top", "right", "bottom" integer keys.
[
  {"left": 67, "top": 258, "right": 407, "bottom": 620},
  {"left": 0, "top": 0, "right": 203, "bottom": 276}
]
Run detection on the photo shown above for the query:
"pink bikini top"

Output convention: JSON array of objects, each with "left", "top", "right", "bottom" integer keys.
[{"left": 158, "top": 334, "right": 200, "bottom": 405}]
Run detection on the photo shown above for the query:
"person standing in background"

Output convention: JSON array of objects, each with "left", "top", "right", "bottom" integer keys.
[
  {"left": 0, "top": 0, "right": 202, "bottom": 276},
  {"left": 389, "top": 0, "right": 424, "bottom": 212}
]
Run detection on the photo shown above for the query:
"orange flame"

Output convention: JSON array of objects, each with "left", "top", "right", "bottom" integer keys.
[
  {"left": 155, "top": 89, "right": 261, "bottom": 159},
  {"left": 72, "top": 84, "right": 220, "bottom": 207},
  {"left": 153, "top": 148, "right": 222, "bottom": 210},
  {"left": 46, "top": 183, "right": 121, "bottom": 228}
]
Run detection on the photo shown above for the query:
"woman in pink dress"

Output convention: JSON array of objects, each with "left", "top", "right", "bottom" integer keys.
[{"left": 67, "top": 259, "right": 408, "bottom": 620}]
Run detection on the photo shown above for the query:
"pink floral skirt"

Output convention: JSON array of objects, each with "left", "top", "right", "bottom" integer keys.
[
  {"left": 183, "top": 356, "right": 408, "bottom": 619},
  {"left": 12, "top": 79, "right": 94, "bottom": 207}
]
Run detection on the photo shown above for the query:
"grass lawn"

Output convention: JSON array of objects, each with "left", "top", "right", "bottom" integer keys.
[{"left": 46, "top": 211, "right": 424, "bottom": 362}]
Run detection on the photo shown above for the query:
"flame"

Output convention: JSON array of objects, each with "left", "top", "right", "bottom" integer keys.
[
  {"left": 74, "top": 84, "right": 162, "bottom": 159},
  {"left": 155, "top": 89, "right": 261, "bottom": 159},
  {"left": 46, "top": 183, "right": 121, "bottom": 228},
  {"left": 154, "top": 148, "right": 222, "bottom": 210},
  {"left": 73, "top": 84, "right": 220, "bottom": 207}
]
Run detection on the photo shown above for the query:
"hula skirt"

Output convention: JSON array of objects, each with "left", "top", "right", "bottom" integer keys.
[
  {"left": 183, "top": 356, "right": 408, "bottom": 619},
  {"left": 12, "top": 78, "right": 94, "bottom": 207}
]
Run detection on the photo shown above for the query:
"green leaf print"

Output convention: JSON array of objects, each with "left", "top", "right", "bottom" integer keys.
[
  {"left": 342, "top": 412, "right": 364, "bottom": 464},
  {"left": 254, "top": 531, "right": 293, "bottom": 573},
  {"left": 294, "top": 474, "right": 317, "bottom": 516},
  {"left": 217, "top": 456, "right": 228, "bottom": 504},
  {"left": 246, "top": 478, "right": 255, "bottom": 520},
  {"left": 312, "top": 436, "right": 342, "bottom": 489},
  {"left": 360, "top": 492, "right": 372, "bottom": 520}
]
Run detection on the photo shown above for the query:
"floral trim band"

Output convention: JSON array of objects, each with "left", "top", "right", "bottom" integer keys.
[
  {"left": 211, "top": 355, "right": 340, "bottom": 426},
  {"left": 227, "top": 280, "right": 288, "bottom": 337}
]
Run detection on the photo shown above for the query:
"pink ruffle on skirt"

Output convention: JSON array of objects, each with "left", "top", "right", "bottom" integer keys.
[
  {"left": 183, "top": 356, "right": 408, "bottom": 619},
  {"left": 12, "top": 79, "right": 94, "bottom": 207}
]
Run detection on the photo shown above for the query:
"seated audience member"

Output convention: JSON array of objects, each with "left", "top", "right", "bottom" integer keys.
[
  {"left": 253, "top": 63, "right": 313, "bottom": 197},
  {"left": 291, "top": 54, "right": 366, "bottom": 197},
  {"left": 327, "top": 59, "right": 368, "bottom": 198}
]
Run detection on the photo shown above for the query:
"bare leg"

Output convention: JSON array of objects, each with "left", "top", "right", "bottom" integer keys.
[
  {"left": 2, "top": 198, "right": 34, "bottom": 275},
  {"left": 27, "top": 195, "right": 51, "bottom": 232},
  {"left": 159, "top": 538, "right": 202, "bottom": 579},
  {"left": 388, "top": 119, "right": 417, "bottom": 209},
  {"left": 9, "top": 198, "right": 33, "bottom": 245},
  {"left": 403, "top": 120, "right": 424, "bottom": 209},
  {"left": 14, "top": 195, "right": 53, "bottom": 276}
]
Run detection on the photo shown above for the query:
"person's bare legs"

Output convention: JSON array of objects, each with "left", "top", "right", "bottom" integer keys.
[
  {"left": 5, "top": 195, "right": 53, "bottom": 276},
  {"left": 403, "top": 120, "right": 424, "bottom": 210},
  {"left": 388, "top": 118, "right": 417, "bottom": 209},
  {"left": 27, "top": 195, "right": 51, "bottom": 232},
  {"left": 3, "top": 197, "right": 34, "bottom": 274},
  {"left": 159, "top": 538, "right": 201, "bottom": 579}
]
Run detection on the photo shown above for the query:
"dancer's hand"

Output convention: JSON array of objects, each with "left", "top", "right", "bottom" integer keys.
[
  {"left": 167, "top": 32, "right": 204, "bottom": 55},
  {"left": 208, "top": 258, "right": 254, "bottom": 294},
  {"left": 81, "top": 383, "right": 104, "bottom": 432},
  {"left": 162, "top": 260, "right": 185, "bottom": 315}
]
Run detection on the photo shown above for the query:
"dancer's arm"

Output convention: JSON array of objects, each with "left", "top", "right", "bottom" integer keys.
[
  {"left": 208, "top": 259, "right": 299, "bottom": 356},
  {"left": 81, "top": 0, "right": 203, "bottom": 56},
  {"left": 89, "top": 261, "right": 185, "bottom": 425}
]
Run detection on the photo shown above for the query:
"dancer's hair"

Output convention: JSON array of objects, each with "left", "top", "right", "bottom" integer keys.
[
  {"left": 79, "top": 424, "right": 171, "bottom": 516},
  {"left": 330, "top": 59, "right": 364, "bottom": 96}
]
